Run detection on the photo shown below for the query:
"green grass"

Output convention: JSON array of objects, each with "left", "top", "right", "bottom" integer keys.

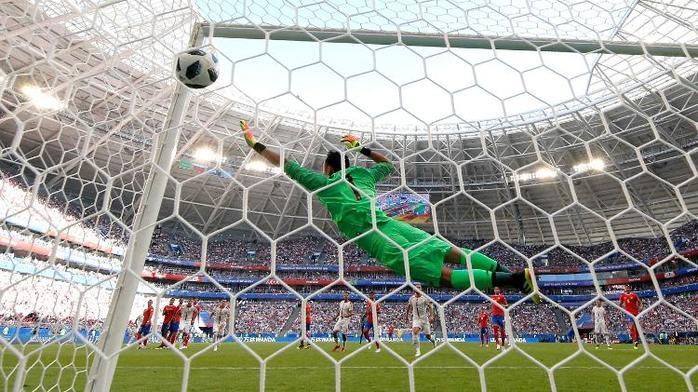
[{"left": 2, "top": 342, "right": 697, "bottom": 391}]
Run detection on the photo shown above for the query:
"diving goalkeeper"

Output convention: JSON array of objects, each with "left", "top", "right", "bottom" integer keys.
[{"left": 241, "top": 121, "right": 538, "bottom": 300}]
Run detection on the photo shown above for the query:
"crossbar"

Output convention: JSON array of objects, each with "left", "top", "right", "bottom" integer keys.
[{"left": 202, "top": 23, "right": 698, "bottom": 58}]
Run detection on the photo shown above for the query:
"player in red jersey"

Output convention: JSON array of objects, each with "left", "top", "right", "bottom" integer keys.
[
  {"left": 167, "top": 299, "right": 184, "bottom": 345},
  {"left": 157, "top": 298, "right": 180, "bottom": 348},
  {"left": 387, "top": 324, "right": 395, "bottom": 340},
  {"left": 360, "top": 292, "right": 381, "bottom": 352},
  {"left": 136, "top": 299, "right": 154, "bottom": 349},
  {"left": 157, "top": 298, "right": 177, "bottom": 349},
  {"left": 298, "top": 301, "right": 312, "bottom": 349},
  {"left": 619, "top": 285, "right": 643, "bottom": 349},
  {"left": 478, "top": 309, "right": 490, "bottom": 348},
  {"left": 490, "top": 287, "right": 508, "bottom": 350}
]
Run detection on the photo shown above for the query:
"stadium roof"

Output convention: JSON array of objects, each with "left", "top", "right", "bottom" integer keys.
[{"left": 0, "top": 0, "right": 696, "bottom": 245}]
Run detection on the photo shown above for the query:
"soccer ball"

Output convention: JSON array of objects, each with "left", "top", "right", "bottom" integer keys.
[{"left": 175, "top": 49, "right": 219, "bottom": 89}]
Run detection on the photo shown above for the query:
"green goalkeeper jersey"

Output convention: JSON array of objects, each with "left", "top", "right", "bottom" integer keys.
[
  {"left": 284, "top": 160, "right": 395, "bottom": 237},
  {"left": 284, "top": 159, "right": 500, "bottom": 288}
]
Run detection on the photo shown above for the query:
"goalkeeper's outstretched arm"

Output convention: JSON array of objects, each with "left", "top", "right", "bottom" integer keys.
[
  {"left": 340, "top": 134, "right": 395, "bottom": 182},
  {"left": 241, "top": 120, "right": 283, "bottom": 166},
  {"left": 242, "top": 122, "right": 394, "bottom": 192},
  {"left": 364, "top": 147, "right": 390, "bottom": 164},
  {"left": 340, "top": 134, "right": 391, "bottom": 164},
  {"left": 241, "top": 120, "right": 332, "bottom": 192}
]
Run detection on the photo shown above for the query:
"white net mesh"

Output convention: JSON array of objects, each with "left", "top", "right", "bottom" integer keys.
[{"left": 1, "top": 0, "right": 697, "bottom": 391}]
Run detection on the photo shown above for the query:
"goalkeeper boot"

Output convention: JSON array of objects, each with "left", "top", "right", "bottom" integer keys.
[
  {"left": 522, "top": 268, "right": 541, "bottom": 304},
  {"left": 494, "top": 269, "right": 540, "bottom": 304}
]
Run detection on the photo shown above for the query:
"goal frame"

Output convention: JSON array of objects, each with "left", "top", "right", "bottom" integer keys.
[
  {"left": 202, "top": 22, "right": 698, "bottom": 58},
  {"left": 85, "top": 20, "right": 697, "bottom": 391}
]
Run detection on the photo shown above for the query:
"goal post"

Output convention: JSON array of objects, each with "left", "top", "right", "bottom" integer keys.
[
  {"left": 84, "top": 24, "right": 205, "bottom": 392},
  {"left": 202, "top": 23, "right": 698, "bottom": 58}
]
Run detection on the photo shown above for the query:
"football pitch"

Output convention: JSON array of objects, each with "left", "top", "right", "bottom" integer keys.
[{"left": 2, "top": 342, "right": 697, "bottom": 391}]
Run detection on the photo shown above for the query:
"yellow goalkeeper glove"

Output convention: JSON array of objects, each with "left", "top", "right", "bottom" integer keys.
[
  {"left": 241, "top": 120, "right": 265, "bottom": 153},
  {"left": 340, "top": 134, "right": 360, "bottom": 150}
]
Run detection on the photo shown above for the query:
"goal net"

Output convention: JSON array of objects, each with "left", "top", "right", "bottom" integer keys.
[{"left": 0, "top": 0, "right": 697, "bottom": 391}]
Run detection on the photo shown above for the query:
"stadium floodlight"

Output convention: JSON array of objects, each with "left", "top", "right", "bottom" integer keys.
[
  {"left": 513, "top": 172, "right": 535, "bottom": 182},
  {"left": 245, "top": 159, "right": 281, "bottom": 174},
  {"left": 535, "top": 168, "right": 559, "bottom": 179},
  {"left": 20, "top": 85, "right": 65, "bottom": 110},
  {"left": 192, "top": 146, "right": 219, "bottom": 163},
  {"left": 573, "top": 159, "right": 606, "bottom": 174},
  {"left": 511, "top": 168, "right": 559, "bottom": 182}
]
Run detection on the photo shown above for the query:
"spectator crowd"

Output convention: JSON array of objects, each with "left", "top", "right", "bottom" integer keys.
[{"left": 1, "top": 171, "right": 696, "bottom": 342}]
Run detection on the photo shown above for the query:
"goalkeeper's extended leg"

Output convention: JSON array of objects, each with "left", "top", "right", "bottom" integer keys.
[
  {"left": 359, "top": 221, "right": 537, "bottom": 301},
  {"left": 447, "top": 247, "right": 541, "bottom": 302},
  {"left": 446, "top": 247, "right": 511, "bottom": 273},
  {"left": 440, "top": 267, "right": 540, "bottom": 303}
]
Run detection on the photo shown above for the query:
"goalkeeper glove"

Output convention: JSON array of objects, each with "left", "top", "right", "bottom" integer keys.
[
  {"left": 340, "top": 134, "right": 360, "bottom": 150},
  {"left": 340, "top": 134, "right": 372, "bottom": 156},
  {"left": 241, "top": 120, "right": 266, "bottom": 153}
]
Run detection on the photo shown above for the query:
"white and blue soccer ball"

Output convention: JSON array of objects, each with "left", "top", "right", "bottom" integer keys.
[{"left": 176, "top": 49, "right": 219, "bottom": 89}]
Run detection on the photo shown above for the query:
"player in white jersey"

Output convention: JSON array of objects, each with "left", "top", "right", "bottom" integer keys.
[
  {"left": 212, "top": 301, "right": 229, "bottom": 352},
  {"left": 332, "top": 292, "right": 354, "bottom": 352},
  {"left": 179, "top": 299, "right": 200, "bottom": 349},
  {"left": 132, "top": 315, "right": 143, "bottom": 344},
  {"left": 406, "top": 283, "right": 436, "bottom": 357},
  {"left": 592, "top": 300, "right": 612, "bottom": 349}
]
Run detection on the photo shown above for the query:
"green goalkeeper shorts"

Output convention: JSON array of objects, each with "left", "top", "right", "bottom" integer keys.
[{"left": 354, "top": 218, "right": 452, "bottom": 287}]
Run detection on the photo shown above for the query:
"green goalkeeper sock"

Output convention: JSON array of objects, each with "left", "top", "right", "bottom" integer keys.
[
  {"left": 450, "top": 269, "right": 493, "bottom": 290},
  {"left": 458, "top": 249, "right": 505, "bottom": 272}
]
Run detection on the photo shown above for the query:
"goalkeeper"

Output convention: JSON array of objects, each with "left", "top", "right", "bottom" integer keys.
[{"left": 241, "top": 121, "right": 538, "bottom": 300}]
